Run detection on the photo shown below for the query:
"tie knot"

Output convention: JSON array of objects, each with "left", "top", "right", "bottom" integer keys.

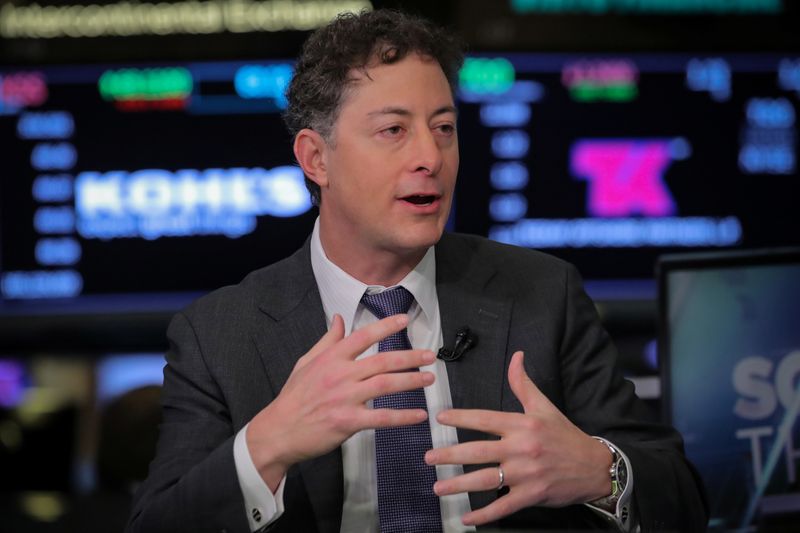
[{"left": 361, "top": 286, "right": 414, "bottom": 319}]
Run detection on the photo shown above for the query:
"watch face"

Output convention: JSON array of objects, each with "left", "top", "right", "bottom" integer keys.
[{"left": 616, "top": 458, "right": 628, "bottom": 490}]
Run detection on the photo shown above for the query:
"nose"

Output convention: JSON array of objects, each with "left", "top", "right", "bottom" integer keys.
[{"left": 411, "top": 126, "right": 444, "bottom": 176}]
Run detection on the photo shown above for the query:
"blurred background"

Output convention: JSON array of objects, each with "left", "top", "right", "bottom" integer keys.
[{"left": 1, "top": 0, "right": 799, "bottom": 531}]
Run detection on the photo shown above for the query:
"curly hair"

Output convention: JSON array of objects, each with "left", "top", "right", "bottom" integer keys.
[{"left": 284, "top": 9, "right": 465, "bottom": 205}]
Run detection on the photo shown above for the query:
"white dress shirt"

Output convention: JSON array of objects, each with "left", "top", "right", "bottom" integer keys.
[{"left": 233, "top": 219, "right": 475, "bottom": 532}]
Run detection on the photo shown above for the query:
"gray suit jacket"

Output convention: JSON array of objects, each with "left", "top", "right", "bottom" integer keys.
[{"left": 127, "top": 232, "right": 707, "bottom": 532}]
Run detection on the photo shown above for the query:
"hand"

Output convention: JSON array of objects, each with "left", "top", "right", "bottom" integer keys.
[
  {"left": 424, "top": 351, "right": 612, "bottom": 526},
  {"left": 247, "top": 314, "right": 436, "bottom": 491}
]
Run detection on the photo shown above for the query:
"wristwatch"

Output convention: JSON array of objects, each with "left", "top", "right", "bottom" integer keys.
[{"left": 586, "top": 437, "right": 633, "bottom": 530}]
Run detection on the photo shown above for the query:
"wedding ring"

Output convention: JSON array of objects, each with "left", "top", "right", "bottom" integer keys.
[{"left": 496, "top": 466, "right": 505, "bottom": 490}]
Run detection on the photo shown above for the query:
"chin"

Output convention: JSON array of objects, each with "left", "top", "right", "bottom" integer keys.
[{"left": 395, "top": 224, "right": 445, "bottom": 252}]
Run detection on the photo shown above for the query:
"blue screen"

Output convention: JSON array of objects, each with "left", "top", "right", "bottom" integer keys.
[{"left": 666, "top": 258, "right": 800, "bottom": 530}]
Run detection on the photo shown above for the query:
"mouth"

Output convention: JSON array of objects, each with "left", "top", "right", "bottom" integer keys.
[{"left": 400, "top": 194, "right": 439, "bottom": 206}]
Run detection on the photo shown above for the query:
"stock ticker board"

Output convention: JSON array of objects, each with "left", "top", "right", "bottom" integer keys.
[{"left": 0, "top": 53, "right": 798, "bottom": 306}]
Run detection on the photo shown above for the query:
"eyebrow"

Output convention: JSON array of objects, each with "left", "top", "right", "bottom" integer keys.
[{"left": 366, "top": 105, "right": 458, "bottom": 119}]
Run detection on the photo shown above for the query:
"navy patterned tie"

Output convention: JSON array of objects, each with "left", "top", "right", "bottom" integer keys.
[{"left": 361, "top": 287, "right": 443, "bottom": 533}]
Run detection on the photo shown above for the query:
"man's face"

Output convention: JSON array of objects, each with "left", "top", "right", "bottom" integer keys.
[{"left": 317, "top": 53, "right": 459, "bottom": 262}]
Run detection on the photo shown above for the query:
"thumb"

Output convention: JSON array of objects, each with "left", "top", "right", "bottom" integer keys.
[
  {"left": 296, "top": 314, "right": 345, "bottom": 369},
  {"left": 508, "top": 351, "right": 544, "bottom": 413}
]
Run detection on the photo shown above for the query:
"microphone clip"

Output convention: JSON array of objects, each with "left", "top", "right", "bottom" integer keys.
[{"left": 437, "top": 326, "right": 478, "bottom": 362}]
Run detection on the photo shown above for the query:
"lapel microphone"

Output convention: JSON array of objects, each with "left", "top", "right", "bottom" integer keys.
[{"left": 437, "top": 326, "right": 478, "bottom": 361}]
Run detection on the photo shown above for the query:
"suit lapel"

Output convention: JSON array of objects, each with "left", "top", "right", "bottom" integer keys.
[
  {"left": 250, "top": 241, "right": 344, "bottom": 533},
  {"left": 435, "top": 234, "right": 512, "bottom": 514}
]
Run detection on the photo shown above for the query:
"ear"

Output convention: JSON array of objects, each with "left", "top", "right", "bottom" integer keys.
[{"left": 293, "top": 128, "right": 330, "bottom": 189}]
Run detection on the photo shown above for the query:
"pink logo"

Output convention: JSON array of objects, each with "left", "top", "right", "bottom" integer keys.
[{"left": 571, "top": 140, "right": 677, "bottom": 217}]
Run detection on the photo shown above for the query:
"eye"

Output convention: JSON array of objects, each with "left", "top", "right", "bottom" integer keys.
[
  {"left": 435, "top": 123, "right": 456, "bottom": 136},
  {"left": 380, "top": 125, "right": 404, "bottom": 137}
]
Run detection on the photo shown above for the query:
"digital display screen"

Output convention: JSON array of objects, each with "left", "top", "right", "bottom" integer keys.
[
  {"left": 455, "top": 53, "right": 799, "bottom": 279},
  {"left": 662, "top": 254, "right": 800, "bottom": 530},
  {"left": 1, "top": 53, "right": 798, "bottom": 311},
  {"left": 1, "top": 61, "right": 316, "bottom": 305}
]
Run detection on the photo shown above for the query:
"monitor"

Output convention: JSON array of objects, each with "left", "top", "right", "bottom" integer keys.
[
  {"left": 659, "top": 247, "right": 800, "bottom": 531},
  {"left": 1, "top": 52, "right": 799, "bottom": 350}
]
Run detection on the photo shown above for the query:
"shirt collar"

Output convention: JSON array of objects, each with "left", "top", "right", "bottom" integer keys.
[{"left": 309, "top": 218, "right": 437, "bottom": 335}]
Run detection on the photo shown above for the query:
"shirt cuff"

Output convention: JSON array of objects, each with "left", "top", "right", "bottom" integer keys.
[
  {"left": 583, "top": 436, "right": 636, "bottom": 532},
  {"left": 233, "top": 423, "right": 286, "bottom": 531}
]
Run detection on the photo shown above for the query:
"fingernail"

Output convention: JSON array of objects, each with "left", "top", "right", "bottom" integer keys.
[
  {"left": 422, "top": 350, "right": 435, "bottom": 364},
  {"left": 423, "top": 372, "right": 434, "bottom": 385},
  {"left": 433, "top": 482, "right": 441, "bottom": 495}
]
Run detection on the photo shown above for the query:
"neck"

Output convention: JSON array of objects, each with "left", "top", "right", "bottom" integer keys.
[{"left": 318, "top": 222, "right": 426, "bottom": 287}]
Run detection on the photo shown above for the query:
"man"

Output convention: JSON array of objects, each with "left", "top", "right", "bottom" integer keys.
[{"left": 127, "top": 9, "right": 707, "bottom": 533}]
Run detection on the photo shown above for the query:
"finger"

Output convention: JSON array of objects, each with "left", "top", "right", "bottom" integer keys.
[
  {"left": 357, "top": 407, "right": 429, "bottom": 430},
  {"left": 354, "top": 349, "right": 436, "bottom": 380},
  {"left": 433, "top": 466, "right": 504, "bottom": 497},
  {"left": 425, "top": 439, "right": 505, "bottom": 466},
  {"left": 335, "top": 314, "right": 409, "bottom": 361},
  {"left": 508, "top": 350, "right": 547, "bottom": 413},
  {"left": 295, "top": 314, "right": 345, "bottom": 370},
  {"left": 355, "top": 370, "right": 435, "bottom": 403},
  {"left": 436, "top": 408, "right": 523, "bottom": 436},
  {"left": 462, "top": 491, "right": 529, "bottom": 527}
]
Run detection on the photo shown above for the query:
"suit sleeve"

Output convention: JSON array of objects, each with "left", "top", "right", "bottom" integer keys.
[
  {"left": 125, "top": 311, "right": 252, "bottom": 533},
  {"left": 556, "top": 263, "right": 708, "bottom": 532}
]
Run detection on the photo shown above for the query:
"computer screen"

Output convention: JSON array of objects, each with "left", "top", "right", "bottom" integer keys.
[
  {"left": 1, "top": 60, "right": 315, "bottom": 310},
  {"left": 456, "top": 53, "right": 799, "bottom": 280},
  {"left": 659, "top": 248, "right": 800, "bottom": 531},
  {"left": 1, "top": 52, "right": 798, "bottom": 318}
]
